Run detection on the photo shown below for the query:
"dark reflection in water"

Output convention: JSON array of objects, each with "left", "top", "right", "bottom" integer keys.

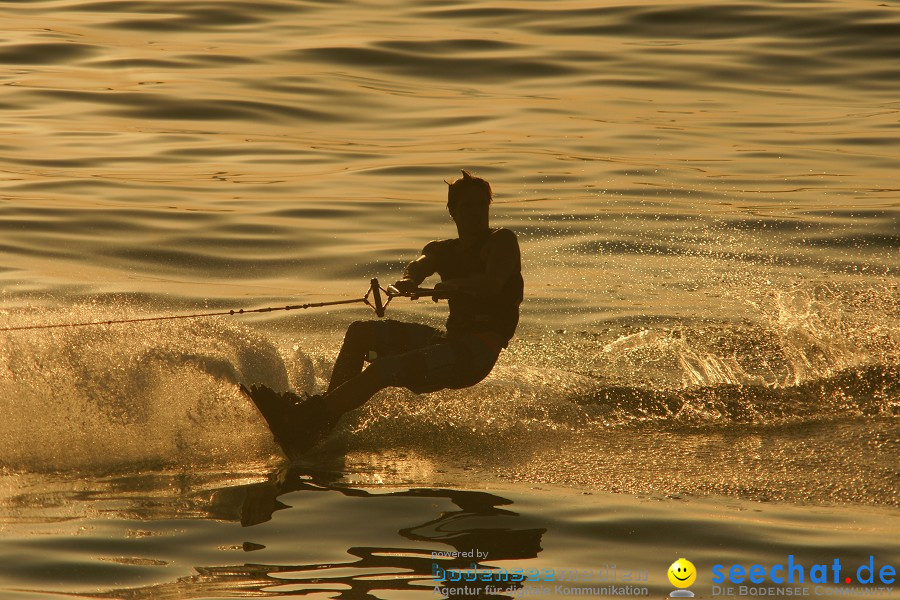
[{"left": 70, "top": 465, "right": 545, "bottom": 599}]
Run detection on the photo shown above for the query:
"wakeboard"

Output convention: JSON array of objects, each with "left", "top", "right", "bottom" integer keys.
[{"left": 239, "top": 383, "right": 326, "bottom": 460}]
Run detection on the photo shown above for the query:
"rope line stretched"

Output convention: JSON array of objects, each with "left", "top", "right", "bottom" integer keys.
[
  {"left": 0, "top": 298, "right": 369, "bottom": 333},
  {"left": 0, "top": 279, "right": 394, "bottom": 333}
]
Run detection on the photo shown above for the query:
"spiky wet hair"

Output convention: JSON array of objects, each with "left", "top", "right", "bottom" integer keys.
[{"left": 446, "top": 169, "right": 492, "bottom": 211}]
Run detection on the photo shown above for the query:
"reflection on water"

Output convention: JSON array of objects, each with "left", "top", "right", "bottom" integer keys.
[
  {"left": 3, "top": 463, "right": 897, "bottom": 599},
  {"left": 12, "top": 465, "right": 545, "bottom": 599}
]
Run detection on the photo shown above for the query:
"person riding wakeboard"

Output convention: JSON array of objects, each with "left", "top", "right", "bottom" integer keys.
[{"left": 242, "top": 170, "right": 523, "bottom": 458}]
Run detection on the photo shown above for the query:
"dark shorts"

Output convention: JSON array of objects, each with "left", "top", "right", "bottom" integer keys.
[{"left": 367, "top": 319, "right": 501, "bottom": 394}]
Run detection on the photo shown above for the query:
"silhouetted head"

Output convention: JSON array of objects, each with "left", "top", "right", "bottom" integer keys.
[
  {"left": 446, "top": 170, "right": 492, "bottom": 237},
  {"left": 447, "top": 170, "right": 492, "bottom": 211}
]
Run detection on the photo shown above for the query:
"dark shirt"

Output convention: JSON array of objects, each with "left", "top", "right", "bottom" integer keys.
[{"left": 427, "top": 228, "right": 523, "bottom": 345}]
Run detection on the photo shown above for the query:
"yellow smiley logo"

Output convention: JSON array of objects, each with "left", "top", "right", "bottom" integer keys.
[{"left": 668, "top": 558, "right": 697, "bottom": 588}]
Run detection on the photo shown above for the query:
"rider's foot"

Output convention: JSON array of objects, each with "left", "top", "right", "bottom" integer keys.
[{"left": 240, "top": 384, "right": 340, "bottom": 459}]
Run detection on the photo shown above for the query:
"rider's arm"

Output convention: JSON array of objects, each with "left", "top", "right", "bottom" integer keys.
[{"left": 394, "top": 240, "right": 442, "bottom": 291}]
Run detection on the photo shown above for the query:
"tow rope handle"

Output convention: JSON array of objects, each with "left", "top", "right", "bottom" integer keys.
[
  {"left": 370, "top": 278, "right": 386, "bottom": 317},
  {"left": 364, "top": 278, "right": 453, "bottom": 317},
  {"left": 386, "top": 284, "right": 453, "bottom": 301}
]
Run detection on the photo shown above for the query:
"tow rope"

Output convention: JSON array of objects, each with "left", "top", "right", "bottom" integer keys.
[{"left": 0, "top": 278, "right": 447, "bottom": 333}]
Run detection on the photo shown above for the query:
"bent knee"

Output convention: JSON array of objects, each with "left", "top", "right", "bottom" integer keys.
[{"left": 344, "top": 320, "right": 376, "bottom": 344}]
